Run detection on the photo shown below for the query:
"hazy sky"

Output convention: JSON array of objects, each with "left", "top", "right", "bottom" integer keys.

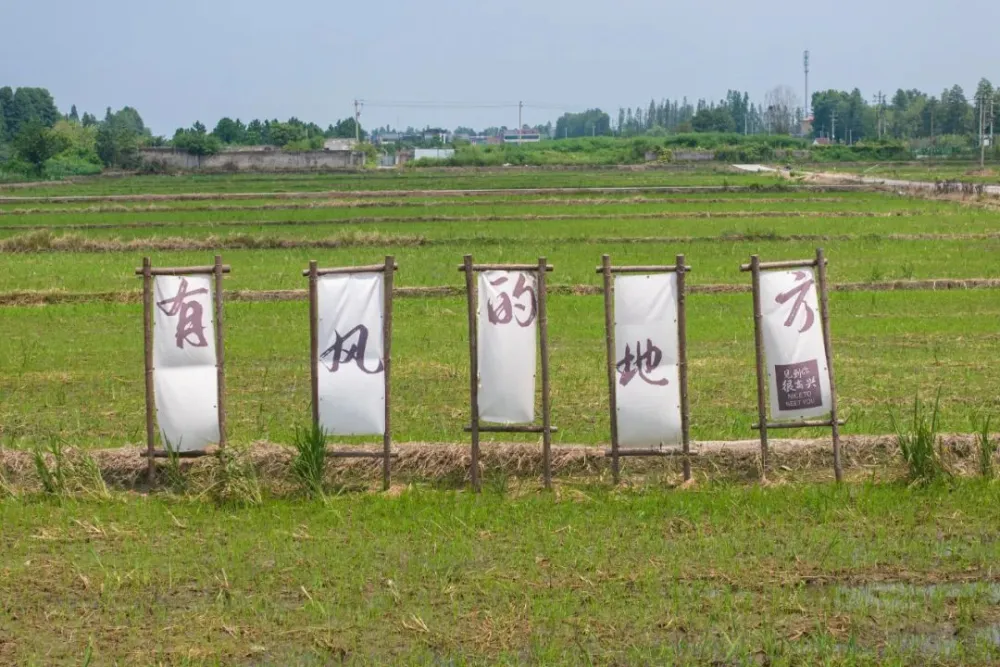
[{"left": 3, "top": 0, "right": 999, "bottom": 136}]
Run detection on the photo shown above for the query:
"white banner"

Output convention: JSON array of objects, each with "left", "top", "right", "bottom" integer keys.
[
  {"left": 614, "top": 274, "right": 682, "bottom": 446},
  {"left": 153, "top": 275, "right": 220, "bottom": 451},
  {"left": 316, "top": 273, "right": 386, "bottom": 435},
  {"left": 759, "top": 268, "right": 832, "bottom": 420},
  {"left": 477, "top": 270, "right": 537, "bottom": 424}
]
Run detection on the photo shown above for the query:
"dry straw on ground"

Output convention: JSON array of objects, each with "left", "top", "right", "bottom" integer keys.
[{"left": 0, "top": 434, "right": 987, "bottom": 495}]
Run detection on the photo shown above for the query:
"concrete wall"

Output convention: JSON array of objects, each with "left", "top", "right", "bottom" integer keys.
[{"left": 140, "top": 148, "right": 365, "bottom": 171}]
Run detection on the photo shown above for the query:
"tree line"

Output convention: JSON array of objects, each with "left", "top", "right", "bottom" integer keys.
[{"left": 606, "top": 79, "right": 1000, "bottom": 147}]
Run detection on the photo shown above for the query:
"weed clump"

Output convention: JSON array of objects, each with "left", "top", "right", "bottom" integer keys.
[{"left": 893, "top": 393, "right": 948, "bottom": 483}]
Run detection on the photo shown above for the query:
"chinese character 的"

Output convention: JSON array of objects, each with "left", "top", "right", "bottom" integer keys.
[
  {"left": 320, "top": 324, "right": 384, "bottom": 374},
  {"left": 156, "top": 278, "right": 209, "bottom": 349},
  {"left": 486, "top": 274, "right": 536, "bottom": 328},
  {"left": 616, "top": 339, "right": 669, "bottom": 387},
  {"left": 775, "top": 271, "right": 815, "bottom": 333}
]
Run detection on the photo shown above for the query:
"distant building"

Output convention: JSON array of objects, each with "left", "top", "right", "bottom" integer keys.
[
  {"left": 503, "top": 130, "right": 542, "bottom": 143},
  {"left": 375, "top": 132, "right": 401, "bottom": 146},
  {"left": 799, "top": 115, "right": 814, "bottom": 138},
  {"left": 323, "top": 138, "right": 356, "bottom": 151},
  {"left": 414, "top": 148, "right": 455, "bottom": 161},
  {"left": 423, "top": 128, "right": 452, "bottom": 143}
]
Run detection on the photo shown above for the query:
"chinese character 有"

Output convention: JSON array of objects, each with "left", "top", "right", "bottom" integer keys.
[{"left": 156, "top": 278, "right": 209, "bottom": 349}]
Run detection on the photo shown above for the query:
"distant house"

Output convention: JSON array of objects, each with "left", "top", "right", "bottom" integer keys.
[
  {"left": 423, "top": 128, "right": 452, "bottom": 143},
  {"left": 812, "top": 137, "right": 831, "bottom": 146},
  {"left": 375, "top": 132, "right": 401, "bottom": 146},
  {"left": 799, "top": 115, "right": 814, "bottom": 138},
  {"left": 414, "top": 148, "right": 455, "bottom": 161},
  {"left": 503, "top": 129, "right": 543, "bottom": 143},
  {"left": 323, "top": 138, "right": 356, "bottom": 151}
]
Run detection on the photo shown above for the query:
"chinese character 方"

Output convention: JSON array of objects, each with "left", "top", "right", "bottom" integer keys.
[{"left": 775, "top": 271, "right": 815, "bottom": 333}]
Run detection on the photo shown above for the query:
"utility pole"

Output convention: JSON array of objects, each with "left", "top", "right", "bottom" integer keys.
[
  {"left": 354, "top": 99, "right": 363, "bottom": 144},
  {"left": 831, "top": 109, "right": 837, "bottom": 143},
  {"left": 980, "top": 93, "right": 987, "bottom": 169},
  {"left": 803, "top": 50, "right": 810, "bottom": 117},
  {"left": 518, "top": 100, "right": 523, "bottom": 146}
]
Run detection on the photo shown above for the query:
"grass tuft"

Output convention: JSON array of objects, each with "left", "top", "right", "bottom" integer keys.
[
  {"left": 892, "top": 392, "right": 947, "bottom": 483},
  {"left": 162, "top": 443, "right": 188, "bottom": 494},
  {"left": 208, "top": 448, "right": 263, "bottom": 508},
  {"left": 72, "top": 453, "right": 110, "bottom": 500},
  {"left": 975, "top": 415, "right": 996, "bottom": 479},
  {"left": 32, "top": 437, "right": 68, "bottom": 495},
  {"left": 291, "top": 423, "right": 327, "bottom": 497}
]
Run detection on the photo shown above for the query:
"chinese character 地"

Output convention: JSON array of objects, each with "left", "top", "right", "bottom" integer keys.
[
  {"left": 320, "top": 324, "right": 384, "bottom": 374},
  {"left": 774, "top": 271, "right": 816, "bottom": 333},
  {"left": 156, "top": 278, "right": 209, "bottom": 349},
  {"left": 616, "top": 339, "right": 669, "bottom": 387},
  {"left": 486, "top": 274, "right": 537, "bottom": 327}
]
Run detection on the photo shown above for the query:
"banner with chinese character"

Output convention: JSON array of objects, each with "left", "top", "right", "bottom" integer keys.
[
  {"left": 153, "top": 275, "right": 220, "bottom": 451},
  {"left": 316, "top": 273, "right": 386, "bottom": 435},
  {"left": 759, "top": 268, "right": 832, "bottom": 420},
  {"left": 477, "top": 270, "right": 537, "bottom": 424},
  {"left": 614, "top": 274, "right": 682, "bottom": 446}
]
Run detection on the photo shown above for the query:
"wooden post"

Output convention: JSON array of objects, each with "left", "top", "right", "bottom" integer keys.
[
  {"left": 815, "top": 248, "right": 842, "bottom": 482},
  {"left": 537, "top": 257, "right": 553, "bottom": 490},
  {"left": 750, "top": 254, "right": 768, "bottom": 480},
  {"left": 676, "top": 254, "right": 692, "bottom": 483},
  {"left": 142, "top": 257, "right": 155, "bottom": 483},
  {"left": 601, "top": 255, "right": 620, "bottom": 485},
  {"left": 382, "top": 255, "right": 395, "bottom": 492},
  {"left": 308, "top": 260, "right": 320, "bottom": 430},
  {"left": 463, "top": 255, "right": 481, "bottom": 492},
  {"left": 213, "top": 255, "right": 227, "bottom": 449}
]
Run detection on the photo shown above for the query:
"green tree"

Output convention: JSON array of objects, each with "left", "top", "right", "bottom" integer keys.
[
  {"left": 172, "top": 124, "right": 221, "bottom": 155},
  {"left": 81, "top": 112, "right": 97, "bottom": 128},
  {"left": 96, "top": 122, "right": 141, "bottom": 168},
  {"left": 68, "top": 105, "right": 80, "bottom": 123},
  {"left": 328, "top": 117, "right": 366, "bottom": 140},
  {"left": 0, "top": 87, "right": 13, "bottom": 140},
  {"left": 212, "top": 117, "right": 247, "bottom": 144},
  {"left": 13, "top": 121, "right": 70, "bottom": 173},
  {"left": 691, "top": 106, "right": 735, "bottom": 133},
  {"left": 554, "top": 109, "right": 610, "bottom": 138}
]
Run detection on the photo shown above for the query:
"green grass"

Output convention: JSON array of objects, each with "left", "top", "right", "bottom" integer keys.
[
  {"left": 0, "top": 168, "right": 784, "bottom": 197},
  {"left": 816, "top": 162, "right": 1000, "bottom": 184},
  {"left": 0, "top": 291, "right": 997, "bottom": 450},
  {"left": 1, "top": 237, "right": 997, "bottom": 294},
  {"left": 2, "top": 481, "right": 1000, "bottom": 664}
]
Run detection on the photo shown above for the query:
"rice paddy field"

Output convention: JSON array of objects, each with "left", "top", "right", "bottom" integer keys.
[{"left": 2, "top": 166, "right": 1000, "bottom": 665}]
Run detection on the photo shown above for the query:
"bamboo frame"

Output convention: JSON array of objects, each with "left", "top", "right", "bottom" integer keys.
[
  {"left": 305, "top": 256, "right": 397, "bottom": 491},
  {"left": 460, "top": 255, "right": 556, "bottom": 492},
  {"left": 743, "top": 249, "right": 843, "bottom": 482},
  {"left": 598, "top": 254, "right": 692, "bottom": 485},
  {"left": 138, "top": 256, "right": 228, "bottom": 481}
]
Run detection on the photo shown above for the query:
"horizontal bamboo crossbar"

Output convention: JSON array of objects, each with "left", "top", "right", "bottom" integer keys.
[
  {"left": 457, "top": 264, "right": 554, "bottom": 272},
  {"left": 326, "top": 451, "right": 400, "bottom": 459},
  {"left": 301, "top": 264, "right": 399, "bottom": 276},
  {"left": 752, "top": 419, "right": 847, "bottom": 430},
  {"left": 151, "top": 450, "right": 213, "bottom": 459},
  {"left": 594, "top": 265, "right": 692, "bottom": 274},
  {"left": 134, "top": 265, "right": 232, "bottom": 276},
  {"left": 463, "top": 425, "right": 560, "bottom": 434},
  {"left": 740, "top": 258, "right": 827, "bottom": 272},
  {"left": 603, "top": 448, "right": 692, "bottom": 457}
]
